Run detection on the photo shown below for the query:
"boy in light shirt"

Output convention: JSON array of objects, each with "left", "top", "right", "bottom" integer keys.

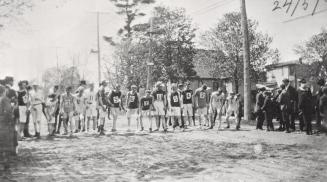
[
  {"left": 85, "top": 83, "right": 98, "bottom": 132},
  {"left": 74, "top": 87, "right": 86, "bottom": 133}
]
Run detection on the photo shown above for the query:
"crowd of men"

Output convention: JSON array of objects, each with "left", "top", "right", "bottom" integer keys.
[
  {"left": 2, "top": 75, "right": 327, "bottom": 141},
  {"left": 255, "top": 78, "right": 327, "bottom": 135},
  {"left": 0, "top": 76, "right": 246, "bottom": 140}
]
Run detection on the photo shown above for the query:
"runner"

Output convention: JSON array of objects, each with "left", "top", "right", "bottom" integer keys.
[
  {"left": 30, "top": 83, "right": 44, "bottom": 139},
  {"left": 74, "top": 87, "right": 86, "bottom": 133},
  {"left": 44, "top": 94, "right": 58, "bottom": 136},
  {"left": 209, "top": 88, "right": 226, "bottom": 130},
  {"left": 225, "top": 92, "right": 236, "bottom": 129},
  {"left": 17, "top": 81, "right": 28, "bottom": 140},
  {"left": 126, "top": 85, "right": 140, "bottom": 131},
  {"left": 181, "top": 82, "right": 194, "bottom": 128},
  {"left": 139, "top": 90, "right": 154, "bottom": 132},
  {"left": 60, "top": 86, "right": 76, "bottom": 136},
  {"left": 194, "top": 84, "right": 210, "bottom": 129},
  {"left": 52, "top": 85, "right": 62, "bottom": 134},
  {"left": 85, "top": 83, "right": 97, "bottom": 132},
  {"left": 152, "top": 82, "right": 167, "bottom": 132},
  {"left": 169, "top": 83, "right": 183, "bottom": 131},
  {"left": 97, "top": 81, "right": 109, "bottom": 135},
  {"left": 108, "top": 84, "right": 123, "bottom": 132}
]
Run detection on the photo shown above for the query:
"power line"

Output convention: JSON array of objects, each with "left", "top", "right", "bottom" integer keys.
[
  {"left": 189, "top": 0, "right": 229, "bottom": 14},
  {"left": 190, "top": 0, "right": 235, "bottom": 16}
]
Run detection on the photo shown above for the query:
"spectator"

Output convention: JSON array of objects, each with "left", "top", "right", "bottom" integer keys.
[{"left": 255, "top": 87, "right": 266, "bottom": 130}]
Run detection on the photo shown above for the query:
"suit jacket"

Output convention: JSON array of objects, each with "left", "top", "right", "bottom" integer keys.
[
  {"left": 278, "top": 90, "right": 291, "bottom": 112},
  {"left": 319, "top": 94, "right": 327, "bottom": 116},
  {"left": 255, "top": 92, "right": 265, "bottom": 113},
  {"left": 298, "top": 88, "right": 313, "bottom": 114},
  {"left": 286, "top": 85, "right": 298, "bottom": 112}
]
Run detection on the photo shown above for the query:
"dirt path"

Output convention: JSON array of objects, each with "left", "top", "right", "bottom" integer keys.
[{"left": 0, "top": 119, "right": 326, "bottom": 182}]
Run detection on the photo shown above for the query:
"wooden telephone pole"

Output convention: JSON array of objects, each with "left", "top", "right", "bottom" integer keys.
[
  {"left": 96, "top": 12, "right": 101, "bottom": 85},
  {"left": 240, "top": 0, "right": 251, "bottom": 121}
]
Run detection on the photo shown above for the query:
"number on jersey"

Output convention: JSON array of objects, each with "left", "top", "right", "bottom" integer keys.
[
  {"left": 157, "top": 94, "right": 163, "bottom": 101},
  {"left": 186, "top": 92, "right": 192, "bottom": 99},
  {"left": 129, "top": 95, "right": 135, "bottom": 103},
  {"left": 173, "top": 95, "right": 179, "bottom": 103},
  {"left": 113, "top": 96, "right": 120, "bottom": 103},
  {"left": 200, "top": 92, "right": 206, "bottom": 99}
]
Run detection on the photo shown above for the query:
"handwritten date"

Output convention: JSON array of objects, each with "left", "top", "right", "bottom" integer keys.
[{"left": 273, "top": 0, "right": 326, "bottom": 16}]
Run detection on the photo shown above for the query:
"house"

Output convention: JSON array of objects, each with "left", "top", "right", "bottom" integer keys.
[{"left": 265, "top": 60, "right": 320, "bottom": 93}]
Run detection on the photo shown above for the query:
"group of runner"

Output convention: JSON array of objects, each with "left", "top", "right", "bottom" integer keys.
[{"left": 6, "top": 77, "right": 243, "bottom": 138}]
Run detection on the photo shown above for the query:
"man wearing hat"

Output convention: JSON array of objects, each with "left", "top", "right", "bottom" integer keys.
[
  {"left": 255, "top": 87, "right": 266, "bottom": 130},
  {"left": 261, "top": 91, "right": 274, "bottom": 131},
  {"left": 278, "top": 84, "right": 292, "bottom": 133},
  {"left": 126, "top": 85, "right": 141, "bottom": 131},
  {"left": 282, "top": 78, "right": 298, "bottom": 131},
  {"left": 315, "top": 78, "right": 325, "bottom": 132},
  {"left": 298, "top": 79, "right": 314, "bottom": 135}
]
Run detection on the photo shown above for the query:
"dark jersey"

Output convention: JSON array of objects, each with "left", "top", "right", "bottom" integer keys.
[
  {"left": 152, "top": 90, "right": 166, "bottom": 102},
  {"left": 97, "top": 88, "right": 109, "bottom": 107},
  {"left": 5, "top": 86, "right": 17, "bottom": 105},
  {"left": 109, "top": 91, "right": 122, "bottom": 108},
  {"left": 17, "top": 90, "right": 28, "bottom": 106},
  {"left": 182, "top": 89, "right": 193, "bottom": 104},
  {"left": 170, "top": 91, "right": 181, "bottom": 107},
  {"left": 127, "top": 91, "right": 139, "bottom": 109},
  {"left": 140, "top": 97, "right": 152, "bottom": 110}
]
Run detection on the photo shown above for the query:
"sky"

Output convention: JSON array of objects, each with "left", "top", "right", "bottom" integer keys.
[{"left": 0, "top": 0, "right": 326, "bottom": 83}]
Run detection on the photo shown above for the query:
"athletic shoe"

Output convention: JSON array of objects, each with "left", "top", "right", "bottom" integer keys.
[
  {"left": 111, "top": 129, "right": 117, "bottom": 132},
  {"left": 149, "top": 128, "right": 152, "bottom": 133}
]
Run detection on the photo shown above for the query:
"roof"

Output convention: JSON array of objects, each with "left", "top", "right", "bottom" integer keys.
[{"left": 265, "top": 60, "right": 299, "bottom": 70}]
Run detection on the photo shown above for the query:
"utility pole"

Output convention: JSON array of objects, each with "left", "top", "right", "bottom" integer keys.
[
  {"left": 146, "top": 18, "right": 154, "bottom": 90},
  {"left": 96, "top": 11, "right": 101, "bottom": 85},
  {"left": 240, "top": 0, "right": 251, "bottom": 121}
]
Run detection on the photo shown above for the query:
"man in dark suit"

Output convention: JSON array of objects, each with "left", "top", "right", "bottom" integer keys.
[
  {"left": 282, "top": 78, "right": 298, "bottom": 131},
  {"left": 298, "top": 79, "right": 314, "bottom": 135},
  {"left": 315, "top": 78, "right": 325, "bottom": 132},
  {"left": 319, "top": 87, "right": 327, "bottom": 132},
  {"left": 255, "top": 87, "right": 266, "bottom": 130},
  {"left": 278, "top": 84, "right": 292, "bottom": 133}
]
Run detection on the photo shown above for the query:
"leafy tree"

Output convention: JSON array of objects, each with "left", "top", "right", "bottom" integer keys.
[
  {"left": 42, "top": 66, "right": 81, "bottom": 94},
  {"left": 146, "top": 6, "right": 197, "bottom": 83},
  {"left": 201, "top": 12, "right": 279, "bottom": 92},
  {"left": 294, "top": 28, "right": 327, "bottom": 78},
  {"left": 109, "top": 6, "right": 197, "bottom": 88},
  {"left": 108, "top": 0, "right": 155, "bottom": 39}
]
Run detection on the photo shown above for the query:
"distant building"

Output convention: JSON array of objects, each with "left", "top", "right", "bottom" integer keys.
[{"left": 266, "top": 60, "right": 319, "bottom": 92}]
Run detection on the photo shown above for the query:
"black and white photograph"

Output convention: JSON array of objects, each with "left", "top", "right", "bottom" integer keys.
[{"left": 0, "top": 0, "right": 327, "bottom": 181}]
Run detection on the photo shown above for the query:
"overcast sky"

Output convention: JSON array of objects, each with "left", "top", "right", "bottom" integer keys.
[{"left": 0, "top": 0, "right": 326, "bottom": 83}]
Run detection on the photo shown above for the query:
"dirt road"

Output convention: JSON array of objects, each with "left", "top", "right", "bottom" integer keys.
[{"left": 0, "top": 117, "right": 326, "bottom": 182}]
